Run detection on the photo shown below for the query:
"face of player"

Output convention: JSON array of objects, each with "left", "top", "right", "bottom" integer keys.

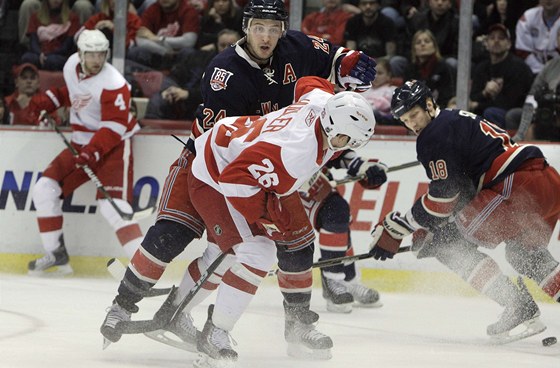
[
  {"left": 414, "top": 32, "right": 436, "bottom": 59},
  {"left": 16, "top": 69, "right": 40, "bottom": 96},
  {"left": 329, "top": 134, "right": 351, "bottom": 150},
  {"left": 246, "top": 19, "right": 283, "bottom": 63},
  {"left": 81, "top": 51, "right": 107, "bottom": 76},
  {"left": 398, "top": 100, "right": 435, "bottom": 135}
]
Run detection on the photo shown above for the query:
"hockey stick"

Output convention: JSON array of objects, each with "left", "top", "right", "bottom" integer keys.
[
  {"left": 115, "top": 252, "right": 228, "bottom": 335},
  {"left": 42, "top": 111, "right": 156, "bottom": 221},
  {"left": 267, "top": 246, "right": 411, "bottom": 276},
  {"left": 106, "top": 258, "right": 172, "bottom": 297},
  {"left": 333, "top": 160, "right": 421, "bottom": 186}
]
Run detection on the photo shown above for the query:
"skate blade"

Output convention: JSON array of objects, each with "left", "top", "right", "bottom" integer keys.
[
  {"left": 326, "top": 300, "right": 353, "bottom": 313},
  {"left": 102, "top": 338, "right": 112, "bottom": 350},
  {"left": 28, "top": 264, "right": 73, "bottom": 277},
  {"left": 286, "top": 343, "right": 332, "bottom": 360},
  {"left": 353, "top": 300, "right": 383, "bottom": 308},
  {"left": 193, "top": 352, "right": 236, "bottom": 368},
  {"left": 489, "top": 317, "right": 547, "bottom": 345},
  {"left": 144, "top": 329, "right": 198, "bottom": 352}
]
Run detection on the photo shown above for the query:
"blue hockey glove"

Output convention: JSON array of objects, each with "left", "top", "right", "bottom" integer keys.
[
  {"left": 338, "top": 50, "right": 377, "bottom": 92},
  {"left": 347, "top": 157, "right": 388, "bottom": 189}
]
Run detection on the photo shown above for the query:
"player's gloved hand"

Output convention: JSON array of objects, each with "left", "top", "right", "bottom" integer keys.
[
  {"left": 74, "top": 145, "right": 101, "bottom": 168},
  {"left": 338, "top": 50, "right": 377, "bottom": 92},
  {"left": 347, "top": 157, "right": 388, "bottom": 189},
  {"left": 299, "top": 171, "right": 334, "bottom": 202},
  {"left": 369, "top": 211, "right": 415, "bottom": 260},
  {"left": 257, "top": 192, "right": 315, "bottom": 252}
]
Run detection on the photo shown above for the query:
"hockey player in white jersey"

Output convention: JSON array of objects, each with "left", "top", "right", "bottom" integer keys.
[{"left": 27, "top": 30, "right": 143, "bottom": 275}]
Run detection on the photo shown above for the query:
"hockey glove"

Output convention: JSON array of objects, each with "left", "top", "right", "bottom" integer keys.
[
  {"left": 337, "top": 50, "right": 377, "bottom": 92},
  {"left": 299, "top": 171, "right": 334, "bottom": 202},
  {"left": 370, "top": 211, "right": 415, "bottom": 260},
  {"left": 257, "top": 192, "right": 315, "bottom": 252},
  {"left": 74, "top": 127, "right": 122, "bottom": 168},
  {"left": 347, "top": 157, "right": 388, "bottom": 189}
]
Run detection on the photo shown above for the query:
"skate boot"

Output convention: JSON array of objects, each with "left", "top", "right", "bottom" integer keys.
[
  {"left": 195, "top": 305, "right": 237, "bottom": 368},
  {"left": 345, "top": 278, "right": 382, "bottom": 308},
  {"left": 100, "top": 302, "right": 132, "bottom": 349},
  {"left": 28, "top": 243, "right": 72, "bottom": 276},
  {"left": 144, "top": 310, "right": 200, "bottom": 352},
  {"left": 284, "top": 302, "right": 333, "bottom": 360},
  {"left": 487, "top": 277, "right": 546, "bottom": 344},
  {"left": 321, "top": 270, "right": 353, "bottom": 313}
]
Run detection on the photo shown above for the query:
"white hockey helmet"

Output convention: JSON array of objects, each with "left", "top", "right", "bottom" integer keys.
[
  {"left": 77, "top": 29, "right": 110, "bottom": 73},
  {"left": 321, "top": 91, "right": 376, "bottom": 151}
]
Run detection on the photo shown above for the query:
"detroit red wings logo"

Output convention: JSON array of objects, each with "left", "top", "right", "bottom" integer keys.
[
  {"left": 71, "top": 94, "right": 92, "bottom": 112},
  {"left": 209, "top": 67, "right": 233, "bottom": 91}
]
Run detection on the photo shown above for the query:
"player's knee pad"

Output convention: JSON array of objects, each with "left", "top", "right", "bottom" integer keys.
[
  {"left": 141, "top": 220, "right": 197, "bottom": 263},
  {"left": 98, "top": 198, "right": 135, "bottom": 228},
  {"left": 434, "top": 239, "right": 487, "bottom": 280},
  {"left": 316, "top": 194, "right": 350, "bottom": 233},
  {"left": 505, "top": 241, "right": 559, "bottom": 282},
  {"left": 32, "top": 177, "right": 63, "bottom": 216},
  {"left": 234, "top": 237, "right": 277, "bottom": 272},
  {"left": 277, "top": 243, "right": 315, "bottom": 272}
]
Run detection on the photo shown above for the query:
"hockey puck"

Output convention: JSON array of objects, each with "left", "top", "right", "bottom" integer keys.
[{"left": 542, "top": 337, "right": 557, "bottom": 347}]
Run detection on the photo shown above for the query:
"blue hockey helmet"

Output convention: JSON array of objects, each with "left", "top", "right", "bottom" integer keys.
[
  {"left": 243, "top": 0, "right": 289, "bottom": 34},
  {"left": 391, "top": 79, "right": 434, "bottom": 119}
]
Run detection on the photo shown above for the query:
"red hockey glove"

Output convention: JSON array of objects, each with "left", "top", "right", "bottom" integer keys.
[
  {"left": 337, "top": 50, "right": 377, "bottom": 92},
  {"left": 347, "top": 157, "right": 388, "bottom": 189},
  {"left": 257, "top": 192, "right": 315, "bottom": 252},
  {"left": 299, "top": 171, "right": 334, "bottom": 202},
  {"left": 369, "top": 211, "right": 415, "bottom": 260},
  {"left": 74, "top": 145, "right": 101, "bottom": 168}
]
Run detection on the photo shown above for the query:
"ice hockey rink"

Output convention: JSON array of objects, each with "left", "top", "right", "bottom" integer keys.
[{"left": 2, "top": 273, "right": 559, "bottom": 368}]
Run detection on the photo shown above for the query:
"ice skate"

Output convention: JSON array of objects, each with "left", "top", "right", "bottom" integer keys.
[
  {"left": 284, "top": 302, "right": 333, "bottom": 360},
  {"left": 194, "top": 305, "right": 237, "bottom": 368},
  {"left": 28, "top": 243, "right": 72, "bottom": 276},
  {"left": 487, "top": 277, "right": 546, "bottom": 345},
  {"left": 345, "top": 279, "right": 382, "bottom": 308},
  {"left": 100, "top": 302, "right": 132, "bottom": 349},
  {"left": 321, "top": 270, "right": 353, "bottom": 313},
  {"left": 144, "top": 310, "right": 200, "bottom": 352}
]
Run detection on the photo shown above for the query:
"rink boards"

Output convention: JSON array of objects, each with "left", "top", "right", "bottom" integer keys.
[{"left": 1, "top": 126, "right": 560, "bottom": 287}]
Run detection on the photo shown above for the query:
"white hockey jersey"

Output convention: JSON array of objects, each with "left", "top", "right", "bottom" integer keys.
[
  {"left": 191, "top": 76, "right": 337, "bottom": 224},
  {"left": 516, "top": 6, "right": 560, "bottom": 74},
  {"left": 41, "top": 53, "right": 139, "bottom": 145}
]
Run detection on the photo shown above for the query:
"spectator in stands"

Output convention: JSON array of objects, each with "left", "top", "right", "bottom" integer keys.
[
  {"left": 19, "top": 0, "right": 94, "bottom": 46},
  {"left": 515, "top": 0, "right": 560, "bottom": 75},
  {"left": 145, "top": 29, "right": 241, "bottom": 121},
  {"left": 197, "top": 0, "right": 243, "bottom": 50},
  {"left": 344, "top": 0, "right": 408, "bottom": 77},
  {"left": 406, "top": 0, "right": 459, "bottom": 70},
  {"left": 5, "top": 63, "right": 59, "bottom": 125},
  {"left": 20, "top": 0, "right": 80, "bottom": 71},
  {"left": 95, "top": 0, "right": 156, "bottom": 15},
  {"left": 302, "top": 0, "right": 353, "bottom": 46},
  {"left": 513, "top": 27, "right": 560, "bottom": 142},
  {"left": 77, "top": 0, "right": 142, "bottom": 51},
  {"left": 361, "top": 57, "right": 398, "bottom": 124},
  {"left": 470, "top": 24, "right": 534, "bottom": 129},
  {"left": 476, "top": 0, "right": 517, "bottom": 42},
  {"left": 127, "top": 0, "right": 200, "bottom": 69},
  {"left": 404, "top": 29, "right": 454, "bottom": 108}
]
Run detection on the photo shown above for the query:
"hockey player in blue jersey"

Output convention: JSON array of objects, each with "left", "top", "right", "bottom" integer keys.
[
  {"left": 369, "top": 79, "right": 560, "bottom": 344},
  {"left": 101, "top": 0, "right": 386, "bottom": 360}
]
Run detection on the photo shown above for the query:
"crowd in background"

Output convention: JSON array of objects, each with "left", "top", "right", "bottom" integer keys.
[{"left": 0, "top": 0, "right": 559, "bottom": 141}]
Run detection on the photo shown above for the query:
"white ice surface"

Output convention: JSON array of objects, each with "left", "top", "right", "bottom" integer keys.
[{"left": 1, "top": 275, "right": 559, "bottom": 368}]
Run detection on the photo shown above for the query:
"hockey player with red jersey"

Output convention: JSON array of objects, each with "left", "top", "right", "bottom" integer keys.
[
  {"left": 369, "top": 79, "right": 560, "bottom": 343},
  {"left": 100, "top": 0, "right": 382, "bottom": 358},
  {"left": 27, "top": 30, "right": 143, "bottom": 275},
  {"left": 180, "top": 76, "right": 375, "bottom": 366}
]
